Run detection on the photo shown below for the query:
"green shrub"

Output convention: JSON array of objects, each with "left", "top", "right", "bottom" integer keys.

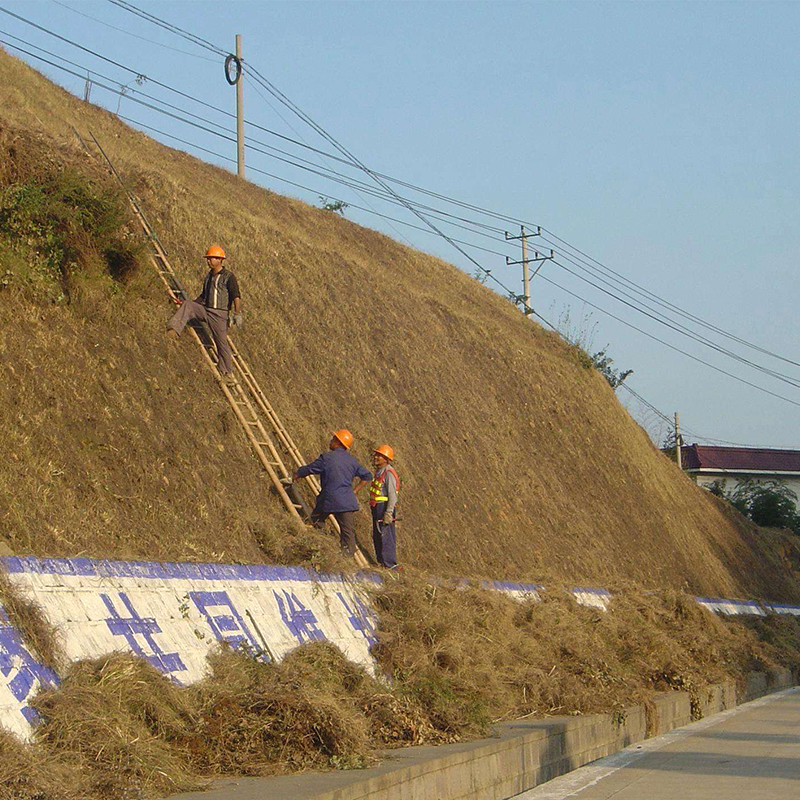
[{"left": 0, "top": 169, "right": 144, "bottom": 304}]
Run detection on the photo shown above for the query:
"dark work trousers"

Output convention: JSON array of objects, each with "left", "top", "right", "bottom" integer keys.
[
  {"left": 311, "top": 510, "right": 357, "bottom": 556},
  {"left": 167, "top": 301, "right": 232, "bottom": 374},
  {"left": 371, "top": 503, "right": 397, "bottom": 569}
]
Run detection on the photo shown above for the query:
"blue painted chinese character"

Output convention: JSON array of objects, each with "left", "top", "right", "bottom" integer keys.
[
  {"left": 337, "top": 592, "right": 378, "bottom": 648},
  {"left": 100, "top": 593, "right": 186, "bottom": 676},
  {"left": 0, "top": 607, "right": 59, "bottom": 726},
  {"left": 273, "top": 589, "right": 325, "bottom": 645},
  {"left": 189, "top": 590, "right": 266, "bottom": 659}
]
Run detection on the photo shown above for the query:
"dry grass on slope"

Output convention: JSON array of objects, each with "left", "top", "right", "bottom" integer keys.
[
  {"left": 0, "top": 126, "right": 351, "bottom": 569},
  {"left": 0, "top": 47, "right": 798, "bottom": 599}
]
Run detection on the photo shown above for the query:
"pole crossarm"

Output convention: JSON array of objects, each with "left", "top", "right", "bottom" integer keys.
[
  {"left": 505, "top": 249, "right": 554, "bottom": 266},
  {"left": 504, "top": 226, "right": 542, "bottom": 241}
]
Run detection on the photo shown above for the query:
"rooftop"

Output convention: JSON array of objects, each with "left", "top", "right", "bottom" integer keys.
[{"left": 681, "top": 445, "right": 800, "bottom": 473}]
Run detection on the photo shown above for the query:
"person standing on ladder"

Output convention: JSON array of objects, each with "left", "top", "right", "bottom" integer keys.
[
  {"left": 369, "top": 445, "right": 400, "bottom": 569},
  {"left": 292, "top": 429, "right": 372, "bottom": 557},
  {"left": 166, "top": 245, "right": 242, "bottom": 384}
]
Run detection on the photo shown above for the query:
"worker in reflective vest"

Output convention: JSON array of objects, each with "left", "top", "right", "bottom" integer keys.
[{"left": 369, "top": 444, "right": 400, "bottom": 569}]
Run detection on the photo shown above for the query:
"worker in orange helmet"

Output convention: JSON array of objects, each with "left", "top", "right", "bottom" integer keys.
[
  {"left": 369, "top": 445, "right": 400, "bottom": 569},
  {"left": 166, "top": 245, "right": 242, "bottom": 384},
  {"left": 292, "top": 429, "right": 372, "bottom": 557}
]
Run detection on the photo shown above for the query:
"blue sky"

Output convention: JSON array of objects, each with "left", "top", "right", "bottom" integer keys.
[{"left": 2, "top": 1, "right": 799, "bottom": 448}]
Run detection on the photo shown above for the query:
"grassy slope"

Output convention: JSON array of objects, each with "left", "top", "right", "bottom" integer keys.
[{"left": 1, "top": 48, "right": 799, "bottom": 599}]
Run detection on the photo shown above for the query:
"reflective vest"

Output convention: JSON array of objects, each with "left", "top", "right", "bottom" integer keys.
[{"left": 368, "top": 466, "right": 400, "bottom": 508}]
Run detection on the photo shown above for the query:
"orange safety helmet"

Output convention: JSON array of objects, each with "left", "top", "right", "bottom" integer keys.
[
  {"left": 373, "top": 444, "right": 394, "bottom": 461},
  {"left": 332, "top": 429, "right": 354, "bottom": 449},
  {"left": 205, "top": 245, "right": 226, "bottom": 260}
]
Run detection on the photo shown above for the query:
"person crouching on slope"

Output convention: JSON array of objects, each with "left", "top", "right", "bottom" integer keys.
[
  {"left": 369, "top": 445, "right": 400, "bottom": 570},
  {"left": 166, "top": 245, "right": 242, "bottom": 384},
  {"left": 292, "top": 429, "right": 372, "bottom": 557}
]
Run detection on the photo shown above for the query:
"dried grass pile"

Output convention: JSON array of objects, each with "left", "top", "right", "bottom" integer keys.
[
  {"left": 5, "top": 642, "right": 438, "bottom": 799},
  {"left": 187, "top": 641, "right": 441, "bottom": 776},
  {"left": 30, "top": 655, "right": 204, "bottom": 799},
  {"left": 0, "top": 570, "right": 62, "bottom": 672},
  {"left": 370, "top": 575, "right": 788, "bottom": 735},
  {"left": 0, "top": 727, "right": 79, "bottom": 800},
  {"left": 187, "top": 643, "right": 374, "bottom": 774}
]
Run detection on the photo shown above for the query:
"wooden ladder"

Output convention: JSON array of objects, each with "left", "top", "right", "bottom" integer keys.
[{"left": 87, "top": 132, "right": 370, "bottom": 568}]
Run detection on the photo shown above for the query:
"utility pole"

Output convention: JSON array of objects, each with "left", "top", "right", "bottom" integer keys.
[
  {"left": 674, "top": 412, "right": 683, "bottom": 470},
  {"left": 505, "top": 225, "right": 552, "bottom": 315},
  {"left": 83, "top": 71, "right": 92, "bottom": 103},
  {"left": 520, "top": 226, "right": 530, "bottom": 314},
  {"left": 235, "top": 34, "right": 245, "bottom": 179}
]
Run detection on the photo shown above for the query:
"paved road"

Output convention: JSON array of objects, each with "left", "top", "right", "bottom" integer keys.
[{"left": 516, "top": 688, "right": 800, "bottom": 800}]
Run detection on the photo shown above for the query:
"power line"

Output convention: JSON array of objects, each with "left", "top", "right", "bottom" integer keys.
[
  {"left": 0, "top": 29, "right": 509, "bottom": 265},
  {"left": 539, "top": 231, "right": 800, "bottom": 372},
  {"left": 49, "top": 0, "right": 217, "bottom": 62},
  {"left": 618, "top": 385, "right": 775, "bottom": 447},
  {"left": 105, "top": 0, "right": 226, "bottom": 56},
  {"left": 111, "top": 113, "right": 509, "bottom": 261},
  {"left": 536, "top": 270, "right": 800, "bottom": 409},
  {"left": 0, "top": 8, "right": 512, "bottom": 249},
  {"left": 242, "top": 74, "right": 414, "bottom": 248},
  {"left": 47, "top": 5, "right": 800, "bottom": 378},
  {"left": 548, "top": 257, "right": 800, "bottom": 390},
  {"left": 98, "top": 2, "right": 546, "bottom": 318}
]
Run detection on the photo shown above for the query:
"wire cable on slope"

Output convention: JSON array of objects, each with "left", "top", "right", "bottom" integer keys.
[
  {"left": 21, "top": 3, "right": 800, "bottom": 380},
  {"left": 55, "top": 1, "right": 800, "bottom": 376},
  {"left": 535, "top": 270, "right": 800, "bottom": 408},
  {"left": 548, "top": 257, "right": 800, "bottom": 389},
  {"left": 0, "top": 32, "right": 510, "bottom": 264},
  {"left": 8, "top": 12, "right": 800, "bottom": 419},
  {"left": 8, "top": 25, "right": 799, "bottom": 403},
  {"left": 105, "top": 0, "right": 226, "bottom": 56}
]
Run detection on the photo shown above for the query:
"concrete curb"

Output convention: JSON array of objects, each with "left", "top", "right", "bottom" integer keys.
[{"left": 195, "top": 668, "right": 794, "bottom": 800}]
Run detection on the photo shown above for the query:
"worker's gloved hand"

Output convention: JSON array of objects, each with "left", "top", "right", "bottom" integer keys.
[{"left": 229, "top": 312, "right": 244, "bottom": 328}]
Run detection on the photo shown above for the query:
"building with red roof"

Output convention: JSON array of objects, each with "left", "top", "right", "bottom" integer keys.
[{"left": 680, "top": 444, "right": 800, "bottom": 504}]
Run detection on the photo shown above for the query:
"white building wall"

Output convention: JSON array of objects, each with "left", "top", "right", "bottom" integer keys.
[{"left": 694, "top": 473, "right": 800, "bottom": 506}]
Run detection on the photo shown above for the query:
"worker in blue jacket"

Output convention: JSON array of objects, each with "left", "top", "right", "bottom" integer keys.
[{"left": 292, "top": 429, "right": 372, "bottom": 557}]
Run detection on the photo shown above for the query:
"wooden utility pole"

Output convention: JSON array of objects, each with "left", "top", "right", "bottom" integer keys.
[
  {"left": 83, "top": 72, "right": 92, "bottom": 103},
  {"left": 675, "top": 412, "right": 683, "bottom": 469},
  {"left": 235, "top": 34, "right": 245, "bottom": 179},
  {"left": 520, "top": 225, "right": 530, "bottom": 315}
]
